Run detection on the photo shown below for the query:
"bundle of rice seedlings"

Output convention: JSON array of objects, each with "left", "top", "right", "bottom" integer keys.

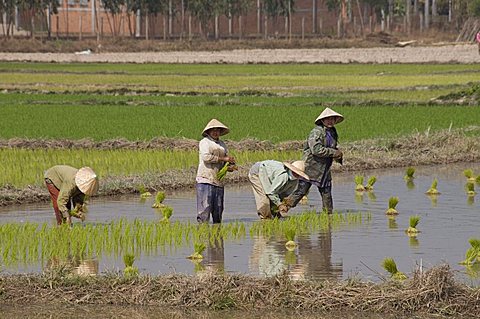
[
  {"left": 464, "top": 169, "right": 476, "bottom": 182},
  {"left": 405, "top": 215, "right": 420, "bottom": 236},
  {"left": 285, "top": 227, "right": 297, "bottom": 250},
  {"left": 404, "top": 167, "right": 415, "bottom": 180},
  {"left": 123, "top": 253, "right": 139, "bottom": 278},
  {"left": 382, "top": 257, "right": 407, "bottom": 281},
  {"left": 152, "top": 191, "right": 166, "bottom": 208},
  {"left": 70, "top": 203, "right": 87, "bottom": 221},
  {"left": 385, "top": 197, "right": 399, "bottom": 215},
  {"left": 355, "top": 175, "right": 365, "bottom": 191},
  {"left": 364, "top": 176, "right": 377, "bottom": 191},
  {"left": 138, "top": 185, "right": 152, "bottom": 198},
  {"left": 187, "top": 242, "right": 206, "bottom": 260},
  {"left": 425, "top": 178, "right": 441, "bottom": 195},
  {"left": 466, "top": 182, "right": 476, "bottom": 196},
  {"left": 217, "top": 162, "right": 238, "bottom": 181},
  {"left": 460, "top": 238, "right": 480, "bottom": 266},
  {"left": 160, "top": 206, "right": 173, "bottom": 223}
]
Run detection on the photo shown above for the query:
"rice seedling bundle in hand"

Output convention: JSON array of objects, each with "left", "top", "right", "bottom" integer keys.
[
  {"left": 404, "top": 167, "right": 415, "bottom": 180},
  {"left": 364, "top": 176, "right": 377, "bottom": 191},
  {"left": 217, "top": 162, "right": 238, "bottom": 181},
  {"left": 460, "top": 238, "right": 480, "bottom": 266},
  {"left": 152, "top": 191, "right": 166, "bottom": 208},
  {"left": 425, "top": 178, "right": 440, "bottom": 195},
  {"left": 382, "top": 257, "right": 407, "bottom": 281},
  {"left": 187, "top": 242, "right": 206, "bottom": 260},
  {"left": 405, "top": 215, "right": 420, "bottom": 236},
  {"left": 70, "top": 203, "right": 87, "bottom": 221},
  {"left": 355, "top": 175, "right": 365, "bottom": 191},
  {"left": 123, "top": 253, "right": 139, "bottom": 278},
  {"left": 385, "top": 197, "right": 399, "bottom": 215}
]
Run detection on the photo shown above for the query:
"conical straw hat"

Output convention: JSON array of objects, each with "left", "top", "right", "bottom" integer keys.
[
  {"left": 202, "top": 119, "right": 230, "bottom": 137},
  {"left": 315, "top": 107, "right": 344, "bottom": 125},
  {"left": 75, "top": 167, "right": 99, "bottom": 196},
  {"left": 283, "top": 161, "right": 309, "bottom": 181}
]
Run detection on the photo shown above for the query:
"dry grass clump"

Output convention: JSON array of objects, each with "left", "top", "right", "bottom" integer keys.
[{"left": 0, "top": 264, "right": 479, "bottom": 316}]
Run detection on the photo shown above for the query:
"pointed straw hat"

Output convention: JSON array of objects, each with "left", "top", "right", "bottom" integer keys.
[
  {"left": 202, "top": 119, "right": 230, "bottom": 137},
  {"left": 283, "top": 161, "right": 309, "bottom": 181},
  {"left": 315, "top": 107, "right": 344, "bottom": 125},
  {"left": 75, "top": 167, "right": 99, "bottom": 196}
]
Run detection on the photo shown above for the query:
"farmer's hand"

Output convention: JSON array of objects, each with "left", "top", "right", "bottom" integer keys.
[
  {"left": 223, "top": 156, "right": 236, "bottom": 164},
  {"left": 333, "top": 149, "right": 343, "bottom": 159},
  {"left": 278, "top": 204, "right": 289, "bottom": 217},
  {"left": 227, "top": 164, "right": 238, "bottom": 172},
  {"left": 65, "top": 215, "right": 72, "bottom": 226}
]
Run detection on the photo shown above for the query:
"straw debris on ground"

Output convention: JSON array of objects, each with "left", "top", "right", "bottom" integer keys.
[
  {"left": 0, "top": 264, "right": 478, "bottom": 317},
  {"left": 0, "top": 128, "right": 479, "bottom": 207}
]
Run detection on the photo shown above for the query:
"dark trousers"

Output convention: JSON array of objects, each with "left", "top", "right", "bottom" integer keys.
[
  {"left": 196, "top": 183, "right": 224, "bottom": 224},
  {"left": 45, "top": 179, "right": 70, "bottom": 225},
  {"left": 289, "top": 179, "right": 333, "bottom": 214}
]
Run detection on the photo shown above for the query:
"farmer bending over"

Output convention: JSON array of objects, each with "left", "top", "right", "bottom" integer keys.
[
  {"left": 284, "top": 107, "right": 344, "bottom": 214},
  {"left": 196, "top": 118, "right": 235, "bottom": 224},
  {"left": 44, "top": 165, "right": 99, "bottom": 225},
  {"left": 248, "top": 160, "right": 309, "bottom": 219}
]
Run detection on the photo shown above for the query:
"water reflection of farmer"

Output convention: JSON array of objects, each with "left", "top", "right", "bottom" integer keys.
[
  {"left": 196, "top": 119, "right": 236, "bottom": 224},
  {"left": 284, "top": 107, "right": 344, "bottom": 214},
  {"left": 248, "top": 160, "right": 309, "bottom": 219},
  {"left": 44, "top": 165, "right": 99, "bottom": 226},
  {"left": 203, "top": 238, "right": 225, "bottom": 273}
]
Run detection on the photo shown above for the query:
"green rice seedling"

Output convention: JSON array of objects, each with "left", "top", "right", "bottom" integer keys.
[
  {"left": 160, "top": 206, "right": 174, "bottom": 223},
  {"left": 382, "top": 257, "right": 407, "bottom": 281},
  {"left": 425, "top": 178, "right": 440, "bottom": 195},
  {"left": 123, "top": 253, "right": 139, "bottom": 278},
  {"left": 466, "top": 182, "right": 476, "bottom": 196},
  {"left": 354, "top": 175, "right": 365, "bottom": 191},
  {"left": 404, "top": 167, "right": 415, "bottom": 180},
  {"left": 152, "top": 191, "right": 166, "bottom": 208},
  {"left": 364, "top": 176, "right": 377, "bottom": 191},
  {"left": 476, "top": 175, "right": 480, "bottom": 185},
  {"left": 464, "top": 169, "right": 476, "bottom": 182},
  {"left": 216, "top": 162, "right": 238, "bottom": 181},
  {"left": 188, "top": 242, "right": 206, "bottom": 260},
  {"left": 405, "top": 215, "right": 420, "bottom": 236},
  {"left": 70, "top": 203, "right": 87, "bottom": 221},
  {"left": 385, "top": 197, "right": 399, "bottom": 215},
  {"left": 460, "top": 239, "right": 480, "bottom": 266},
  {"left": 284, "top": 227, "right": 297, "bottom": 250},
  {"left": 138, "top": 185, "right": 152, "bottom": 199}
]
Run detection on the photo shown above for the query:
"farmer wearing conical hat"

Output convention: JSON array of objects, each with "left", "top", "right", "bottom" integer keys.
[
  {"left": 196, "top": 119, "right": 236, "bottom": 224},
  {"left": 44, "top": 165, "right": 99, "bottom": 225},
  {"left": 248, "top": 160, "right": 309, "bottom": 219},
  {"left": 284, "top": 107, "right": 344, "bottom": 214}
]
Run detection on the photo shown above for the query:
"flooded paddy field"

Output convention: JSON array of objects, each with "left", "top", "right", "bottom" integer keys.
[{"left": 0, "top": 163, "right": 478, "bottom": 285}]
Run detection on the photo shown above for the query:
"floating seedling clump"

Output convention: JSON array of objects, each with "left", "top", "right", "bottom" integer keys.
[
  {"left": 460, "top": 238, "right": 480, "bottom": 266},
  {"left": 138, "top": 185, "right": 152, "bottom": 198},
  {"left": 160, "top": 206, "right": 174, "bottom": 223},
  {"left": 382, "top": 257, "right": 407, "bottom": 281},
  {"left": 404, "top": 167, "right": 415, "bottom": 180},
  {"left": 123, "top": 253, "right": 139, "bottom": 278},
  {"left": 284, "top": 227, "right": 297, "bottom": 250},
  {"left": 364, "top": 176, "right": 377, "bottom": 191},
  {"left": 188, "top": 242, "right": 206, "bottom": 260},
  {"left": 466, "top": 182, "right": 476, "bottom": 196},
  {"left": 463, "top": 169, "right": 476, "bottom": 182},
  {"left": 405, "top": 215, "right": 420, "bottom": 237},
  {"left": 152, "top": 191, "right": 166, "bottom": 208},
  {"left": 354, "top": 175, "right": 365, "bottom": 191},
  {"left": 425, "top": 178, "right": 440, "bottom": 195},
  {"left": 385, "top": 197, "right": 399, "bottom": 215}
]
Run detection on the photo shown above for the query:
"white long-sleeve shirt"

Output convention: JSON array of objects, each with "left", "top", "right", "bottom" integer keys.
[{"left": 196, "top": 136, "right": 228, "bottom": 187}]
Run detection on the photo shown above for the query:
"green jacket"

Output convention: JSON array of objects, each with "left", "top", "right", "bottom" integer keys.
[
  {"left": 44, "top": 165, "right": 85, "bottom": 218},
  {"left": 302, "top": 125, "right": 338, "bottom": 182}
]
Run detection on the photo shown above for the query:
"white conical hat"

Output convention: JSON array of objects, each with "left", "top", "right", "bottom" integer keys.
[
  {"left": 315, "top": 107, "right": 344, "bottom": 125},
  {"left": 283, "top": 161, "right": 309, "bottom": 181},
  {"left": 75, "top": 167, "right": 99, "bottom": 196},
  {"left": 202, "top": 119, "right": 230, "bottom": 137}
]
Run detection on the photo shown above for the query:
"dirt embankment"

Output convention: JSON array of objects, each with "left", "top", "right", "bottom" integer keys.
[
  {"left": 1, "top": 128, "right": 479, "bottom": 207},
  {"left": 0, "top": 43, "right": 479, "bottom": 64}
]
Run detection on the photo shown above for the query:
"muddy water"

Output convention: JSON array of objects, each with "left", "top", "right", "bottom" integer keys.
[{"left": 0, "top": 163, "right": 479, "bottom": 284}]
